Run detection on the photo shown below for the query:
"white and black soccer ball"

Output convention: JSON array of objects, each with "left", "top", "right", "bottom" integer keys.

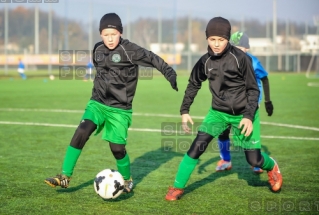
[{"left": 93, "top": 169, "right": 124, "bottom": 199}]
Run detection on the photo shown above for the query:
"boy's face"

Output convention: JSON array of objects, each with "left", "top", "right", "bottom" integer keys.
[
  {"left": 207, "top": 36, "right": 228, "bottom": 54},
  {"left": 100, "top": 28, "right": 122, "bottom": 50}
]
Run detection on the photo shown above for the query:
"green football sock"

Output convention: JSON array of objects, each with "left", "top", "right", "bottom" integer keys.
[
  {"left": 61, "top": 146, "right": 82, "bottom": 177},
  {"left": 261, "top": 152, "right": 275, "bottom": 171},
  {"left": 173, "top": 154, "right": 199, "bottom": 189},
  {"left": 116, "top": 154, "right": 131, "bottom": 180}
]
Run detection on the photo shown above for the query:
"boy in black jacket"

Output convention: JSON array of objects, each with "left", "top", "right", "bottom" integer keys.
[
  {"left": 45, "top": 13, "right": 178, "bottom": 193},
  {"left": 165, "top": 17, "right": 282, "bottom": 201}
]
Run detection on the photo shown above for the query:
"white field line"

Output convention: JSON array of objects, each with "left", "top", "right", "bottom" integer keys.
[
  {"left": 0, "top": 121, "right": 318, "bottom": 141},
  {"left": 1, "top": 108, "right": 319, "bottom": 132},
  {"left": 0, "top": 108, "right": 83, "bottom": 113},
  {"left": 307, "top": 82, "right": 319, "bottom": 87}
]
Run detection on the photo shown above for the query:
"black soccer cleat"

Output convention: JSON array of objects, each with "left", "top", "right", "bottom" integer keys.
[
  {"left": 44, "top": 174, "right": 70, "bottom": 188},
  {"left": 123, "top": 176, "right": 134, "bottom": 193}
]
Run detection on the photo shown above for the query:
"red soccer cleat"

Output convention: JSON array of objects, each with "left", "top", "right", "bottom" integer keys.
[
  {"left": 216, "top": 159, "right": 232, "bottom": 171},
  {"left": 165, "top": 186, "right": 184, "bottom": 201},
  {"left": 267, "top": 158, "right": 282, "bottom": 192}
]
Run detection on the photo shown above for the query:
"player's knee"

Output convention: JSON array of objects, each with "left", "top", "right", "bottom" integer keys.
[
  {"left": 109, "top": 142, "right": 126, "bottom": 160},
  {"left": 187, "top": 131, "right": 213, "bottom": 159},
  {"left": 196, "top": 131, "right": 214, "bottom": 142},
  {"left": 244, "top": 149, "right": 264, "bottom": 167},
  {"left": 218, "top": 131, "right": 229, "bottom": 141},
  {"left": 246, "top": 155, "right": 263, "bottom": 167},
  {"left": 70, "top": 120, "right": 96, "bottom": 149},
  {"left": 218, "top": 127, "right": 231, "bottom": 140}
]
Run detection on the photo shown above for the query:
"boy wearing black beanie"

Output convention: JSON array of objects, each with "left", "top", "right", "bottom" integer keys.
[
  {"left": 165, "top": 17, "right": 282, "bottom": 201},
  {"left": 45, "top": 13, "right": 178, "bottom": 193}
]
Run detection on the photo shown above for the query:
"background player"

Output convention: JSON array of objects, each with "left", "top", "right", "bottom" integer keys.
[{"left": 216, "top": 31, "right": 274, "bottom": 174}]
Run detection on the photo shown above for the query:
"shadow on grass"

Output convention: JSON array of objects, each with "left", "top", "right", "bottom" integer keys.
[
  {"left": 130, "top": 147, "right": 184, "bottom": 186},
  {"left": 57, "top": 146, "right": 184, "bottom": 200},
  {"left": 57, "top": 179, "right": 136, "bottom": 201},
  {"left": 56, "top": 144, "right": 273, "bottom": 197},
  {"left": 57, "top": 179, "right": 94, "bottom": 193},
  {"left": 185, "top": 145, "right": 272, "bottom": 196}
]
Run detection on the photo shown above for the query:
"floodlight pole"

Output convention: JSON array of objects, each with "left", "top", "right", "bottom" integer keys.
[
  {"left": 173, "top": 0, "right": 177, "bottom": 70},
  {"left": 64, "top": 0, "right": 69, "bottom": 50},
  {"left": 272, "top": 0, "right": 277, "bottom": 52},
  {"left": 158, "top": 8, "right": 162, "bottom": 45},
  {"left": 48, "top": 3, "right": 52, "bottom": 75},
  {"left": 88, "top": 0, "right": 93, "bottom": 66},
  {"left": 315, "top": 16, "right": 319, "bottom": 74},
  {"left": 35, "top": 5, "right": 39, "bottom": 54},
  {"left": 285, "top": 19, "right": 289, "bottom": 71},
  {"left": 187, "top": 12, "right": 192, "bottom": 73},
  {"left": 88, "top": 0, "right": 93, "bottom": 51},
  {"left": 126, "top": 7, "right": 131, "bottom": 41},
  {"left": 266, "top": 19, "right": 270, "bottom": 72},
  {"left": 4, "top": 3, "right": 8, "bottom": 75},
  {"left": 241, "top": 16, "right": 245, "bottom": 32}
]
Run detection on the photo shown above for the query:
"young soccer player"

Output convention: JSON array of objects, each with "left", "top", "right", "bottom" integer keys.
[
  {"left": 84, "top": 61, "right": 94, "bottom": 81},
  {"left": 45, "top": 13, "right": 178, "bottom": 192},
  {"left": 17, "top": 58, "right": 27, "bottom": 80},
  {"left": 165, "top": 17, "right": 282, "bottom": 201},
  {"left": 216, "top": 31, "right": 274, "bottom": 174}
]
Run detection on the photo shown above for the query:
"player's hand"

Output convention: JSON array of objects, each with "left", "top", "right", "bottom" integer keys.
[
  {"left": 181, "top": 114, "right": 193, "bottom": 133},
  {"left": 239, "top": 118, "right": 253, "bottom": 137},
  {"left": 169, "top": 75, "right": 178, "bottom": 91},
  {"left": 265, "top": 101, "right": 273, "bottom": 116}
]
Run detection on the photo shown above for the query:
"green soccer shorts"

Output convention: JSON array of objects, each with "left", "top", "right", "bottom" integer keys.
[
  {"left": 198, "top": 108, "right": 261, "bottom": 149},
  {"left": 81, "top": 100, "right": 132, "bottom": 144}
]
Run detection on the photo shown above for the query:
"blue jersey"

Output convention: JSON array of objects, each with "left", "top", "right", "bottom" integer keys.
[
  {"left": 18, "top": 61, "right": 25, "bottom": 69},
  {"left": 247, "top": 53, "right": 268, "bottom": 104},
  {"left": 87, "top": 62, "right": 93, "bottom": 69}
]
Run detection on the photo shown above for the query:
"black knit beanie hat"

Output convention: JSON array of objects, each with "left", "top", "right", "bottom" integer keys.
[
  {"left": 99, "top": 13, "right": 123, "bottom": 33},
  {"left": 205, "top": 17, "right": 231, "bottom": 40}
]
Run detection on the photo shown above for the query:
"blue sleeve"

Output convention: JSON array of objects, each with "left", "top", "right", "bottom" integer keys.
[
  {"left": 248, "top": 53, "right": 268, "bottom": 80},
  {"left": 87, "top": 62, "right": 93, "bottom": 68}
]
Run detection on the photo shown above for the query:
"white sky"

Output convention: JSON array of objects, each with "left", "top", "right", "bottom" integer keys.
[{"left": 4, "top": 0, "right": 319, "bottom": 26}]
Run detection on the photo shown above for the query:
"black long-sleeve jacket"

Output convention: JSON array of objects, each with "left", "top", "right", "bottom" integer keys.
[
  {"left": 91, "top": 38, "right": 176, "bottom": 110},
  {"left": 180, "top": 43, "right": 260, "bottom": 121}
]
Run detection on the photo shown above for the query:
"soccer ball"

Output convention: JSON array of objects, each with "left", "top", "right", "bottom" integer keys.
[
  {"left": 49, "top": 75, "right": 55, "bottom": 80},
  {"left": 93, "top": 169, "right": 125, "bottom": 199}
]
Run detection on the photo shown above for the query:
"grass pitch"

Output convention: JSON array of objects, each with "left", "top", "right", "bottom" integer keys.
[{"left": 0, "top": 71, "right": 318, "bottom": 215}]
